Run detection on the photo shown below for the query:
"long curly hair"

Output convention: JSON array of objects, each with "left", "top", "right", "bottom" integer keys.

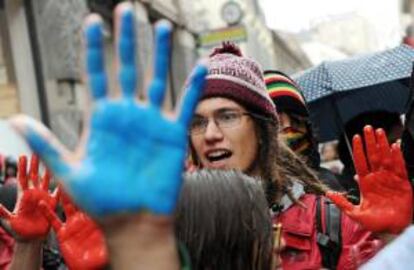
[{"left": 248, "top": 109, "right": 328, "bottom": 206}]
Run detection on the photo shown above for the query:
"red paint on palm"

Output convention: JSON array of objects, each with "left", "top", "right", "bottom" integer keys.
[
  {"left": 40, "top": 192, "right": 108, "bottom": 270},
  {"left": 327, "top": 126, "right": 413, "bottom": 234},
  {"left": 0, "top": 154, "right": 59, "bottom": 239}
]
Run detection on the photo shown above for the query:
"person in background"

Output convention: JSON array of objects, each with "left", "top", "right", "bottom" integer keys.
[
  {"left": 320, "top": 142, "right": 343, "bottom": 175},
  {"left": 264, "top": 70, "right": 344, "bottom": 191},
  {"left": 320, "top": 142, "right": 338, "bottom": 162},
  {"left": 188, "top": 43, "right": 407, "bottom": 269},
  {"left": 3, "top": 157, "right": 17, "bottom": 186}
]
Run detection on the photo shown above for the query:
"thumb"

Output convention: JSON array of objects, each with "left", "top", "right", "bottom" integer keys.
[
  {"left": 39, "top": 200, "right": 62, "bottom": 232},
  {"left": 326, "top": 191, "right": 356, "bottom": 214},
  {"left": 9, "top": 115, "right": 72, "bottom": 180},
  {"left": 0, "top": 205, "right": 12, "bottom": 221}
]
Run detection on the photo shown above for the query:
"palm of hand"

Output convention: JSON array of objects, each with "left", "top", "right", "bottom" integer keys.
[
  {"left": 327, "top": 126, "right": 413, "bottom": 234},
  {"left": 58, "top": 212, "right": 107, "bottom": 270},
  {"left": 70, "top": 100, "right": 187, "bottom": 215},
  {"left": 11, "top": 190, "right": 55, "bottom": 237},
  {"left": 352, "top": 170, "right": 412, "bottom": 233}
]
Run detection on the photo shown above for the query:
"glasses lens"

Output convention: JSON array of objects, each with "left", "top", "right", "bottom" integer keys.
[
  {"left": 190, "top": 117, "right": 206, "bottom": 134},
  {"left": 216, "top": 111, "right": 241, "bottom": 128}
]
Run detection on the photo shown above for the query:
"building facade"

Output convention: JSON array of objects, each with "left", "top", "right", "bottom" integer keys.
[{"left": 0, "top": 0, "right": 198, "bottom": 149}]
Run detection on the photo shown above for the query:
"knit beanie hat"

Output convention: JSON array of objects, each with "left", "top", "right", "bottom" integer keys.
[
  {"left": 264, "top": 70, "right": 309, "bottom": 117},
  {"left": 202, "top": 42, "right": 278, "bottom": 120}
]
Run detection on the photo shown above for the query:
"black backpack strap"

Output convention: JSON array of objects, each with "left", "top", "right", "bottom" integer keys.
[{"left": 316, "top": 196, "right": 342, "bottom": 269}]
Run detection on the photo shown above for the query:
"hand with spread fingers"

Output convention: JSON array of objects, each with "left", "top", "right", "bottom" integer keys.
[
  {"left": 8, "top": 3, "right": 205, "bottom": 269},
  {"left": 326, "top": 126, "right": 413, "bottom": 234},
  {"left": 9, "top": 4, "right": 207, "bottom": 219},
  {"left": 0, "top": 154, "right": 59, "bottom": 240},
  {"left": 39, "top": 191, "right": 107, "bottom": 270}
]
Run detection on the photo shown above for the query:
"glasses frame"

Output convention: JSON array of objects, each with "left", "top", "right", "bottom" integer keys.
[{"left": 189, "top": 109, "right": 272, "bottom": 136}]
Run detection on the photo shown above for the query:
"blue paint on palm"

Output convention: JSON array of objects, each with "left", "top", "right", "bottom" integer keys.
[{"left": 24, "top": 9, "right": 207, "bottom": 217}]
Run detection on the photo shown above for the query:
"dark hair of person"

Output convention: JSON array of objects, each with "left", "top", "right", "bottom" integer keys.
[
  {"left": 250, "top": 111, "right": 328, "bottom": 206},
  {"left": 175, "top": 170, "right": 273, "bottom": 270},
  {"left": 4, "top": 156, "right": 17, "bottom": 178}
]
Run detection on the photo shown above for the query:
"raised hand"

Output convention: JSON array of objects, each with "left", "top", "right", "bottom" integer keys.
[
  {"left": 39, "top": 191, "right": 107, "bottom": 270},
  {"left": 0, "top": 154, "right": 59, "bottom": 239},
  {"left": 327, "top": 126, "right": 413, "bottom": 234},
  {"left": 10, "top": 3, "right": 207, "bottom": 217}
]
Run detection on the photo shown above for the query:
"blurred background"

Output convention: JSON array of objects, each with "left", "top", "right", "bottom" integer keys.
[{"left": 0, "top": 0, "right": 413, "bottom": 167}]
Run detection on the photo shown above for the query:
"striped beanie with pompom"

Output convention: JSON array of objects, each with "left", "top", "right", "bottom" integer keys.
[{"left": 202, "top": 42, "right": 278, "bottom": 121}]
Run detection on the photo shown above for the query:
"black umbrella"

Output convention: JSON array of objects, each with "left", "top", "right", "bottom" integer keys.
[{"left": 294, "top": 45, "right": 414, "bottom": 142}]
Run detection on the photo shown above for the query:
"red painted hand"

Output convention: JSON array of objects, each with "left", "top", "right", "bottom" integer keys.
[
  {"left": 39, "top": 192, "right": 108, "bottom": 270},
  {"left": 326, "top": 126, "right": 413, "bottom": 234},
  {"left": 0, "top": 154, "right": 59, "bottom": 239}
]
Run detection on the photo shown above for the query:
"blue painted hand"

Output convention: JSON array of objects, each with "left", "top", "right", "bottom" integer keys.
[{"left": 9, "top": 3, "right": 207, "bottom": 217}]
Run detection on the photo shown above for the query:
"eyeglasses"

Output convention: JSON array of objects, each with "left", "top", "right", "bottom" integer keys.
[{"left": 189, "top": 109, "right": 270, "bottom": 135}]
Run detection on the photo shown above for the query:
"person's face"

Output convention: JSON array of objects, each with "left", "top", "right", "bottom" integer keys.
[
  {"left": 278, "top": 112, "right": 307, "bottom": 133},
  {"left": 190, "top": 97, "right": 259, "bottom": 172}
]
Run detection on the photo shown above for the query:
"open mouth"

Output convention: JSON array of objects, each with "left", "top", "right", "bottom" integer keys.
[{"left": 205, "top": 149, "right": 233, "bottom": 163}]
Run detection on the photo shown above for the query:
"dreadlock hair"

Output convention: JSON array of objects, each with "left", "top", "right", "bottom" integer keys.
[
  {"left": 175, "top": 169, "right": 273, "bottom": 270},
  {"left": 250, "top": 112, "right": 328, "bottom": 206}
]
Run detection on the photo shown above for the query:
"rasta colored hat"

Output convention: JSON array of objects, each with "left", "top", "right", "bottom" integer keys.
[
  {"left": 202, "top": 42, "right": 278, "bottom": 121},
  {"left": 264, "top": 70, "right": 309, "bottom": 117}
]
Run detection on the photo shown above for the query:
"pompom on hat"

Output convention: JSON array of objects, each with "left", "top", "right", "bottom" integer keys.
[{"left": 202, "top": 42, "right": 278, "bottom": 121}]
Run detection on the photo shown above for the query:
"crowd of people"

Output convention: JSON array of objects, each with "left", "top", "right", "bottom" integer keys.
[{"left": 0, "top": 2, "right": 413, "bottom": 269}]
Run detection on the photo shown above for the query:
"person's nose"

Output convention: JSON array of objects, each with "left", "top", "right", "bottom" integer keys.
[
  {"left": 279, "top": 112, "right": 292, "bottom": 129},
  {"left": 204, "top": 118, "right": 224, "bottom": 142}
]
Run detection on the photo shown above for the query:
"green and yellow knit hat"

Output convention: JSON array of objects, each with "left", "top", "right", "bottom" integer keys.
[{"left": 264, "top": 70, "right": 309, "bottom": 117}]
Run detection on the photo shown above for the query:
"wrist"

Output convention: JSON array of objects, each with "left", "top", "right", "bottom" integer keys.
[
  {"left": 101, "top": 213, "right": 174, "bottom": 243},
  {"left": 10, "top": 241, "right": 43, "bottom": 270},
  {"left": 101, "top": 213, "right": 180, "bottom": 270}
]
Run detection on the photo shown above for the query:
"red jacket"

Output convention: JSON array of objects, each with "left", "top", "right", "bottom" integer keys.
[
  {"left": 0, "top": 227, "right": 14, "bottom": 270},
  {"left": 275, "top": 194, "right": 383, "bottom": 270}
]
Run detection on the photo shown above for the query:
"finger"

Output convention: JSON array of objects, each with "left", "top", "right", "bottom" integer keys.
[
  {"left": 9, "top": 115, "right": 72, "bottom": 180},
  {"left": 61, "top": 191, "right": 77, "bottom": 218},
  {"left": 352, "top": 135, "right": 369, "bottom": 178},
  {"left": 17, "top": 155, "right": 28, "bottom": 190},
  {"left": 84, "top": 14, "right": 107, "bottom": 100},
  {"left": 51, "top": 185, "right": 61, "bottom": 207},
  {"left": 148, "top": 20, "right": 172, "bottom": 107},
  {"left": 376, "top": 128, "right": 393, "bottom": 171},
  {"left": 40, "top": 169, "right": 51, "bottom": 191},
  {"left": 39, "top": 201, "right": 62, "bottom": 232},
  {"left": 0, "top": 205, "right": 12, "bottom": 220},
  {"left": 326, "top": 191, "right": 355, "bottom": 213},
  {"left": 391, "top": 143, "right": 408, "bottom": 179},
  {"left": 116, "top": 3, "right": 137, "bottom": 98},
  {"left": 363, "top": 125, "right": 380, "bottom": 171},
  {"left": 177, "top": 63, "right": 208, "bottom": 127},
  {"left": 29, "top": 154, "right": 40, "bottom": 187}
]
